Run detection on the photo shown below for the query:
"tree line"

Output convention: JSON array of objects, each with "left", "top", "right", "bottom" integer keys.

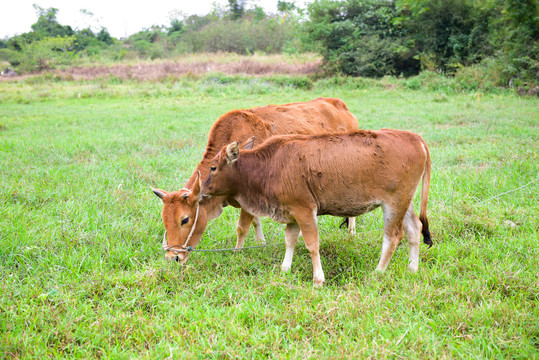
[{"left": 0, "top": 1, "right": 536, "bottom": 86}]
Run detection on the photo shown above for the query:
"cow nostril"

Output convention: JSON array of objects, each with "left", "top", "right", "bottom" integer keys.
[{"left": 164, "top": 253, "right": 179, "bottom": 262}]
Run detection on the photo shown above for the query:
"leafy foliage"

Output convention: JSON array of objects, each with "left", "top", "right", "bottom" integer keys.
[
  {"left": 303, "top": 0, "right": 537, "bottom": 83},
  {"left": 15, "top": 36, "right": 76, "bottom": 73},
  {"left": 1, "top": 1, "right": 536, "bottom": 85},
  {"left": 30, "top": 5, "right": 74, "bottom": 38},
  {"left": 180, "top": 18, "right": 294, "bottom": 54},
  {"left": 2, "top": 6, "right": 114, "bottom": 71},
  {"left": 488, "top": 0, "right": 539, "bottom": 85},
  {"left": 397, "top": 0, "right": 495, "bottom": 71},
  {"left": 304, "top": 0, "right": 419, "bottom": 77}
]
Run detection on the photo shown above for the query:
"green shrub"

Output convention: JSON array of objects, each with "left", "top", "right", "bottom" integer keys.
[
  {"left": 397, "top": 0, "right": 493, "bottom": 72},
  {"left": 314, "top": 75, "right": 375, "bottom": 90},
  {"left": 415, "top": 71, "right": 455, "bottom": 92},
  {"left": 180, "top": 18, "right": 294, "bottom": 54},
  {"left": 304, "top": 0, "right": 419, "bottom": 77},
  {"left": 268, "top": 75, "right": 314, "bottom": 89},
  {"left": 405, "top": 77, "right": 421, "bottom": 90},
  {"left": 0, "top": 48, "right": 21, "bottom": 67},
  {"left": 14, "top": 36, "right": 76, "bottom": 72}
]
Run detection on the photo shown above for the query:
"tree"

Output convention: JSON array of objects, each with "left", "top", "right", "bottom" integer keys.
[
  {"left": 31, "top": 5, "right": 74, "bottom": 38},
  {"left": 96, "top": 28, "right": 114, "bottom": 45},
  {"left": 396, "top": 0, "right": 493, "bottom": 72},
  {"left": 168, "top": 18, "right": 185, "bottom": 35},
  {"left": 228, "top": 0, "right": 246, "bottom": 20},
  {"left": 278, "top": 1, "right": 296, "bottom": 13},
  {"left": 491, "top": 0, "right": 539, "bottom": 83},
  {"left": 304, "top": 0, "right": 419, "bottom": 77},
  {"left": 17, "top": 36, "right": 76, "bottom": 72},
  {"left": 277, "top": 1, "right": 297, "bottom": 23}
]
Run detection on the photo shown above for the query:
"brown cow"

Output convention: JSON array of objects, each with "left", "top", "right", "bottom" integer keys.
[
  {"left": 152, "top": 97, "right": 359, "bottom": 263},
  {"left": 202, "top": 130, "right": 432, "bottom": 286}
]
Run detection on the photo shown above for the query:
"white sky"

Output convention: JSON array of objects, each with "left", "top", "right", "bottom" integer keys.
[{"left": 1, "top": 0, "right": 312, "bottom": 39}]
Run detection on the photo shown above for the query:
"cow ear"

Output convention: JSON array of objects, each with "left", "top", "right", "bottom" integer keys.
[
  {"left": 226, "top": 142, "right": 240, "bottom": 163},
  {"left": 152, "top": 188, "right": 168, "bottom": 201},
  {"left": 192, "top": 170, "right": 202, "bottom": 201},
  {"left": 243, "top": 136, "right": 255, "bottom": 150}
]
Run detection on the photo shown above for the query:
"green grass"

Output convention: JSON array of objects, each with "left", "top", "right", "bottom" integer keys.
[{"left": 1, "top": 76, "right": 538, "bottom": 359}]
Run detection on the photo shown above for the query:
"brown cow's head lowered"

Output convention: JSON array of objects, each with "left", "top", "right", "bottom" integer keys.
[{"left": 152, "top": 171, "right": 208, "bottom": 263}]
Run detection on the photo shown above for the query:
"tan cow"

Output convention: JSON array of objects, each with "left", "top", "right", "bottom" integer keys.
[
  {"left": 202, "top": 130, "right": 432, "bottom": 286},
  {"left": 152, "top": 98, "right": 359, "bottom": 263}
]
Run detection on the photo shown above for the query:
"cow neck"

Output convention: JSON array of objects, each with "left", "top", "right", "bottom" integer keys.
[
  {"left": 234, "top": 157, "right": 263, "bottom": 203},
  {"left": 184, "top": 163, "right": 225, "bottom": 220}
]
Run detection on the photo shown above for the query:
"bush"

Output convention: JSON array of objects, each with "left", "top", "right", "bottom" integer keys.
[
  {"left": 180, "top": 18, "right": 294, "bottom": 54},
  {"left": 397, "top": 0, "right": 493, "bottom": 72},
  {"left": 304, "top": 0, "right": 419, "bottom": 77},
  {"left": 14, "top": 36, "right": 76, "bottom": 72},
  {"left": 0, "top": 48, "right": 20, "bottom": 67}
]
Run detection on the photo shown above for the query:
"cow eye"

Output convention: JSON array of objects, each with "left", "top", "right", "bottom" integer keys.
[
  {"left": 181, "top": 217, "right": 189, "bottom": 226},
  {"left": 210, "top": 166, "right": 216, "bottom": 172}
]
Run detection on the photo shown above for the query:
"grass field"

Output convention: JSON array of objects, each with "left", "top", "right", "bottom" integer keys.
[{"left": 1, "top": 74, "right": 538, "bottom": 358}]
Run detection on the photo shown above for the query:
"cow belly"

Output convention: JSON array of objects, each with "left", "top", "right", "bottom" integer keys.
[
  {"left": 236, "top": 194, "right": 295, "bottom": 224},
  {"left": 318, "top": 201, "right": 381, "bottom": 217}
]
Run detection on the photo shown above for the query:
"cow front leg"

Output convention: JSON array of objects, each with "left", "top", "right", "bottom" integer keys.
[
  {"left": 252, "top": 215, "right": 266, "bottom": 244},
  {"left": 235, "top": 209, "right": 254, "bottom": 249},
  {"left": 281, "top": 223, "right": 300, "bottom": 272},
  {"left": 295, "top": 209, "right": 325, "bottom": 287}
]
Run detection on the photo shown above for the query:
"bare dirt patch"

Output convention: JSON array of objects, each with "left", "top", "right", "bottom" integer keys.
[{"left": 1, "top": 58, "right": 322, "bottom": 81}]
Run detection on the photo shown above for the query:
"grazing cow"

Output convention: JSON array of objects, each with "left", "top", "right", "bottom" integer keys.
[
  {"left": 202, "top": 130, "right": 432, "bottom": 286},
  {"left": 152, "top": 98, "right": 359, "bottom": 263}
]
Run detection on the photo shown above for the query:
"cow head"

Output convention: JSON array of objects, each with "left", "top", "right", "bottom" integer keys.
[
  {"left": 152, "top": 171, "right": 208, "bottom": 263},
  {"left": 202, "top": 137, "right": 254, "bottom": 197}
]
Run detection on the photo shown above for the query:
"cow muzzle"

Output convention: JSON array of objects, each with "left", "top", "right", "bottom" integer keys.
[
  {"left": 164, "top": 250, "right": 189, "bottom": 264},
  {"left": 162, "top": 230, "right": 191, "bottom": 264}
]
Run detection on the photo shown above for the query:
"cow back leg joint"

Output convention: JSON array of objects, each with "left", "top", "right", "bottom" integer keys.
[
  {"left": 376, "top": 204, "right": 405, "bottom": 271},
  {"left": 403, "top": 202, "right": 421, "bottom": 272}
]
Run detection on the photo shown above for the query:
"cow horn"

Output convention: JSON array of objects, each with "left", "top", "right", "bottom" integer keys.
[
  {"left": 152, "top": 188, "right": 167, "bottom": 200},
  {"left": 243, "top": 137, "right": 255, "bottom": 150}
]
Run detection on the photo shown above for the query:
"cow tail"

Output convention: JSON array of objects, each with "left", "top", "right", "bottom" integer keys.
[
  {"left": 339, "top": 217, "right": 349, "bottom": 230},
  {"left": 420, "top": 142, "right": 433, "bottom": 247}
]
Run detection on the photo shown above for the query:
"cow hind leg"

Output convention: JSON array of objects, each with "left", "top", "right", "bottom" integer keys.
[
  {"left": 347, "top": 217, "right": 356, "bottom": 235},
  {"left": 235, "top": 209, "right": 254, "bottom": 249},
  {"left": 281, "top": 223, "right": 300, "bottom": 272},
  {"left": 251, "top": 215, "right": 266, "bottom": 244},
  {"left": 295, "top": 209, "right": 325, "bottom": 287},
  {"left": 376, "top": 204, "right": 405, "bottom": 271},
  {"left": 403, "top": 202, "right": 422, "bottom": 272},
  {"left": 339, "top": 217, "right": 355, "bottom": 234}
]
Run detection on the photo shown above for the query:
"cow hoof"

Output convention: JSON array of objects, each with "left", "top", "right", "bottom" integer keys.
[
  {"left": 407, "top": 264, "right": 418, "bottom": 272},
  {"left": 313, "top": 273, "right": 325, "bottom": 287}
]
